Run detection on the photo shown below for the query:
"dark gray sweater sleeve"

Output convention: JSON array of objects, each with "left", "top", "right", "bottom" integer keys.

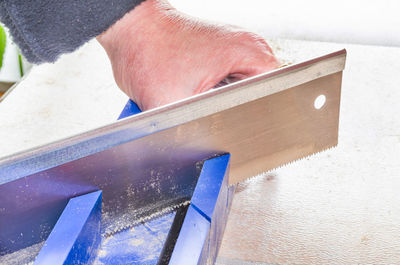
[{"left": 0, "top": 0, "right": 146, "bottom": 64}]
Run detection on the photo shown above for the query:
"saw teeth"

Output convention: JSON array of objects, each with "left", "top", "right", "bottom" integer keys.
[
  {"left": 103, "top": 200, "right": 190, "bottom": 238},
  {"left": 242, "top": 144, "right": 338, "bottom": 183},
  {"left": 272, "top": 144, "right": 337, "bottom": 171}
]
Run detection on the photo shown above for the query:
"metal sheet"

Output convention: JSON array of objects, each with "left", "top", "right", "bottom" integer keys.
[{"left": 0, "top": 50, "right": 346, "bottom": 254}]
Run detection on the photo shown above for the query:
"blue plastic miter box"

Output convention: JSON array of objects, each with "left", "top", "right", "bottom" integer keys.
[{"left": 0, "top": 100, "right": 236, "bottom": 265}]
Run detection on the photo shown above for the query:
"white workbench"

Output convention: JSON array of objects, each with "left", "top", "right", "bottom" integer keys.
[
  {"left": 218, "top": 40, "right": 400, "bottom": 264},
  {"left": 1, "top": 37, "right": 400, "bottom": 264}
]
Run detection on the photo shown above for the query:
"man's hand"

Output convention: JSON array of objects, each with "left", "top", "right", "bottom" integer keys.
[{"left": 97, "top": 0, "right": 279, "bottom": 110}]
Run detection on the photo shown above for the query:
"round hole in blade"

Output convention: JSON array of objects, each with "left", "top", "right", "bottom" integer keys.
[{"left": 314, "top": 95, "right": 326, "bottom": 109}]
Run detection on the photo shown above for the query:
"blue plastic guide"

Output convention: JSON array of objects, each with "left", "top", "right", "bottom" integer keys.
[
  {"left": 28, "top": 100, "right": 235, "bottom": 264},
  {"left": 34, "top": 191, "right": 102, "bottom": 265},
  {"left": 118, "top": 99, "right": 142, "bottom": 119},
  {"left": 169, "top": 155, "right": 232, "bottom": 265}
]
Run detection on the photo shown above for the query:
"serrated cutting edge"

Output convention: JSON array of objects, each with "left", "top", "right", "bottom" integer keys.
[
  {"left": 243, "top": 144, "right": 339, "bottom": 185},
  {"left": 280, "top": 144, "right": 337, "bottom": 170},
  {"left": 272, "top": 144, "right": 337, "bottom": 172},
  {"left": 103, "top": 200, "right": 190, "bottom": 238}
]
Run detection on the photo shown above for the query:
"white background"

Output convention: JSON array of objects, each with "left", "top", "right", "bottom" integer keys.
[{"left": 171, "top": 0, "right": 400, "bottom": 47}]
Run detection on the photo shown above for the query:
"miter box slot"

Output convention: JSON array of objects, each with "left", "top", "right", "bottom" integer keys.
[
  {"left": 33, "top": 191, "right": 102, "bottom": 265},
  {"left": 168, "top": 205, "right": 211, "bottom": 265},
  {"left": 166, "top": 154, "right": 235, "bottom": 265},
  {"left": 191, "top": 154, "right": 231, "bottom": 221}
]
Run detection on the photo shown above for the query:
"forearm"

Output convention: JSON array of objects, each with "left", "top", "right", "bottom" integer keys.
[{"left": 0, "top": 0, "right": 147, "bottom": 64}]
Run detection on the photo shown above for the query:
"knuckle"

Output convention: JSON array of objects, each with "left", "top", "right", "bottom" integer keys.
[{"left": 234, "top": 31, "right": 273, "bottom": 53}]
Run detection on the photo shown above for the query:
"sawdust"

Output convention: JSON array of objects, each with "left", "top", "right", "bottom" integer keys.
[
  {"left": 94, "top": 211, "right": 176, "bottom": 265},
  {"left": 97, "top": 249, "right": 107, "bottom": 258},
  {"left": 130, "top": 238, "right": 144, "bottom": 247},
  {"left": 0, "top": 241, "right": 44, "bottom": 265},
  {"left": 103, "top": 198, "right": 190, "bottom": 237}
]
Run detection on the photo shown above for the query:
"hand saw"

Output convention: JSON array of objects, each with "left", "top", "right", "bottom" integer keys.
[{"left": 0, "top": 49, "right": 346, "bottom": 256}]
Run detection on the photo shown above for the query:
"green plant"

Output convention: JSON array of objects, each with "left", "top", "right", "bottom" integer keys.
[
  {"left": 18, "top": 54, "right": 24, "bottom": 76},
  {"left": 0, "top": 25, "right": 6, "bottom": 70}
]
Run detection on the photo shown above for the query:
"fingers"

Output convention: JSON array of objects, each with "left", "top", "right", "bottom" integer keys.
[
  {"left": 139, "top": 33, "right": 279, "bottom": 111},
  {"left": 103, "top": 0, "right": 280, "bottom": 111},
  {"left": 199, "top": 33, "right": 280, "bottom": 93}
]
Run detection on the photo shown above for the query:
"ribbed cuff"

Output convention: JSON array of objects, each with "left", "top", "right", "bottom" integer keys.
[{"left": 0, "top": 0, "right": 146, "bottom": 64}]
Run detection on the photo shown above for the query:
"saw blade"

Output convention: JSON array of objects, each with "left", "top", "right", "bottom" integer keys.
[
  {"left": 0, "top": 49, "right": 346, "bottom": 253},
  {"left": 103, "top": 199, "right": 190, "bottom": 238}
]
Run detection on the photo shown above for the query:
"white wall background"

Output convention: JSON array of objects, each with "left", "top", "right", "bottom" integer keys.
[
  {"left": 170, "top": 0, "right": 400, "bottom": 47},
  {"left": 0, "top": 25, "right": 21, "bottom": 82}
]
